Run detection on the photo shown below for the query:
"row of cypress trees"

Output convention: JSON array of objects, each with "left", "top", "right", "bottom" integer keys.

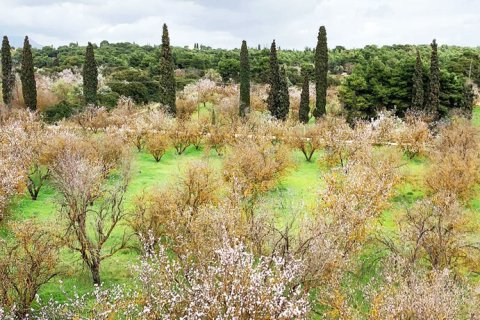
[
  {"left": 2, "top": 26, "right": 442, "bottom": 120},
  {"left": 1, "top": 36, "right": 37, "bottom": 110},
  {"left": 239, "top": 26, "right": 329, "bottom": 122},
  {"left": 411, "top": 39, "right": 441, "bottom": 115},
  {"left": 0, "top": 24, "right": 177, "bottom": 114}
]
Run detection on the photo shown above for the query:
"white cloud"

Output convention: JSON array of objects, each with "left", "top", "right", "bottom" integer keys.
[{"left": 0, "top": 0, "right": 478, "bottom": 48}]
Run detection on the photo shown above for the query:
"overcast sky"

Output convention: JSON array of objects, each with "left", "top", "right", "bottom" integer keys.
[{"left": 1, "top": 0, "right": 478, "bottom": 49}]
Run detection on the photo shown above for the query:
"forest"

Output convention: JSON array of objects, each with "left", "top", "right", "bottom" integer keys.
[{"left": 1, "top": 21, "right": 480, "bottom": 319}]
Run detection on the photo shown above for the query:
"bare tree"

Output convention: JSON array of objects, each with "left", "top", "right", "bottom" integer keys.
[{"left": 51, "top": 148, "right": 132, "bottom": 285}]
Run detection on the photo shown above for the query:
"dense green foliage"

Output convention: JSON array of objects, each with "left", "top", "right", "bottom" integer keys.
[
  {"left": 268, "top": 40, "right": 289, "bottom": 120},
  {"left": 41, "top": 100, "right": 79, "bottom": 123},
  {"left": 411, "top": 50, "right": 424, "bottom": 109},
  {"left": 20, "top": 36, "right": 37, "bottom": 110},
  {"left": 159, "top": 24, "right": 176, "bottom": 115},
  {"left": 83, "top": 42, "right": 98, "bottom": 105},
  {"left": 239, "top": 40, "right": 250, "bottom": 117},
  {"left": 299, "top": 71, "right": 310, "bottom": 123},
  {"left": 314, "top": 26, "right": 328, "bottom": 118},
  {"left": 339, "top": 43, "right": 475, "bottom": 120},
  {"left": 1, "top": 36, "right": 13, "bottom": 106}
]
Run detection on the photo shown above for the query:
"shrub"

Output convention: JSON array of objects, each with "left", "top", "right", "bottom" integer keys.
[
  {"left": 169, "top": 120, "right": 191, "bottom": 155},
  {"left": 425, "top": 117, "right": 480, "bottom": 200},
  {"left": 145, "top": 131, "right": 170, "bottom": 162},
  {"left": 41, "top": 100, "right": 79, "bottom": 124}
]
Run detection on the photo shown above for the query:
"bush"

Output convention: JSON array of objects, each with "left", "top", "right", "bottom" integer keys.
[
  {"left": 41, "top": 101, "right": 79, "bottom": 124},
  {"left": 98, "top": 90, "right": 120, "bottom": 109},
  {"left": 145, "top": 131, "right": 170, "bottom": 162}
]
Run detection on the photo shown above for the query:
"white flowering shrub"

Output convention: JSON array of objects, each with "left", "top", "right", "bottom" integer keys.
[{"left": 35, "top": 238, "right": 310, "bottom": 319}]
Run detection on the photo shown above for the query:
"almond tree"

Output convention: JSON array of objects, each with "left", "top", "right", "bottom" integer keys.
[
  {"left": 51, "top": 146, "right": 131, "bottom": 285},
  {"left": 0, "top": 221, "right": 61, "bottom": 318}
]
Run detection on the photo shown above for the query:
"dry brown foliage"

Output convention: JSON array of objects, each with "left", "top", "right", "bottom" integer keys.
[
  {"left": 368, "top": 259, "right": 476, "bottom": 320},
  {"left": 380, "top": 193, "right": 480, "bottom": 274},
  {"left": 130, "top": 160, "right": 222, "bottom": 258},
  {"left": 223, "top": 139, "right": 292, "bottom": 200},
  {"left": 287, "top": 124, "right": 324, "bottom": 162},
  {"left": 176, "top": 95, "right": 198, "bottom": 120},
  {"left": 205, "top": 123, "right": 232, "bottom": 156},
  {"left": 396, "top": 119, "right": 431, "bottom": 158},
  {"left": 71, "top": 106, "right": 109, "bottom": 133},
  {"left": 425, "top": 117, "right": 480, "bottom": 200},
  {"left": 250, "top": 84, "right": 269, "bottom": 112},
  {"left": 0, "top": 220, "right": 61, "bottom": 318},
  {"left": 91, "top": 131, "right": 129, "bottom": 175},
  {"left": 169, "top": 120, "right": 191, "bottom": 155},
  {"left": 316, "top": 116, "right": 355, "bottom": 167},
  {"left": 145, "top": 131, "right": 170, "bottom": 162}
]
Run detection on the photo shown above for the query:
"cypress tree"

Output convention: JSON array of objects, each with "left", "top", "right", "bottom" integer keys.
[
  {"left": 427, "top": 39, "right": 440, "bottom": 114},
  {"left": 20, "top": 36, "right": 36, "bottom": 111},
  {"left": 267, "top": 40, "right": 281, "bottom": 119},
  {"left": 314, "top": 26, "right": 328, "bottom": 118},
  {"left": 2, "top": 36, "right": 14, "bottom": 106},
  {"left": 83, "top": 42, "right": 98, "bottom": 105},
  {"left": 278, "top": 65, "right": 290, "bottom": 120},
  {"left": 239, "top": 40, "right": 250, "bottom": 117},
  {"left": 411, "top": 49, "right": 424, "bottom": 109},
  {"left": 299, "top": 70, "right": 310, "bottom": 123},
  {"left": 159, "top": 23, "right": 176, "bottom": 115},
  {"left": 267, "top": 40, "right": 289, "bottom": 120}
]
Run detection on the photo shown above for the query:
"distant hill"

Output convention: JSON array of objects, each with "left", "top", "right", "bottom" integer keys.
[{"left": 6, "top": 36, "right": 43, "bottom": 49}]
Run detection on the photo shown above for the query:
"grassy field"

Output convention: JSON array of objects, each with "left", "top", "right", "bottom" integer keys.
[{"left": 4, "top": 106, "right": 480, "bottom": 305}]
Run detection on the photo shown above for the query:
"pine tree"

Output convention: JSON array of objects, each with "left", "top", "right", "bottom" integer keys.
[
  {"left": 411, "top": 49, "right": 424, "bottom": 109},
  {"left": 299, "top": 70, "right": 310, "bottom": 123},
  {"left": 2, "top": 36, "right": 14, "bottom": 106},
  {"left": 20, "top": 36, "right": 36, "bottom": 111},
  {"left": 314, "top": 26, "right": 328, "bottom": 118},
  {"left": 278, "top": 65, "right": 290, "bottom": 120},
  {"left": 159, "top": 23, "right": 176, "bottom": 115},
  {"left": 239, "top": 40, "right": 250, "bottom": 117},
  {"left": 83, "top": 42, "right": 98, "bottom": 105},
  {"left": 427, "top": 39, "right": 440, "bottom": 114}
]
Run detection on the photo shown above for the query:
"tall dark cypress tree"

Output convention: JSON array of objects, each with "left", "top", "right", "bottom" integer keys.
[
  {"left": 278, "top": 65, "right": 290, "bottom": 120},
  {"left": 239, "top": 40, "right": 250, "bottom": 117},
  {"left": 2, "top": 36, "right": 14, "bottom": 106},
  {"left": 427, "top": 39, "right": 440, "bottom": 114},
  {"left": 267, "top": 40, "right": 281, "bottom": 118},
  {"left": 159, "top": 23, "right": 176, "bottom": 115},
  {"left": 314, "top": 26, "right": 328, "bottom": 118},
  {"left": 20, "top": 36, "right": 36, "bottom": 111},
  {"left": 411, "top": 49, "right": 424, "bottom": 109},
  {"left": 267, "top": 40, "right": 289, "bottom": 120},
  {"left": 299, "top": 70, "right": 310, "bottom": 123},
  {"left": 83, "top": 42, "right": 98, "bottom": 105}
]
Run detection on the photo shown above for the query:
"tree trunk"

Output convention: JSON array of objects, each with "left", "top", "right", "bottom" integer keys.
[{"left": 91, "top": 262, "right": 101, "bottom": 286}]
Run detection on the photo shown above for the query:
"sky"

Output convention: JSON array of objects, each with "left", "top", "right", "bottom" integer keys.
[{"left": 0, "top": 0, "right": 479, "bottom": 49}]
